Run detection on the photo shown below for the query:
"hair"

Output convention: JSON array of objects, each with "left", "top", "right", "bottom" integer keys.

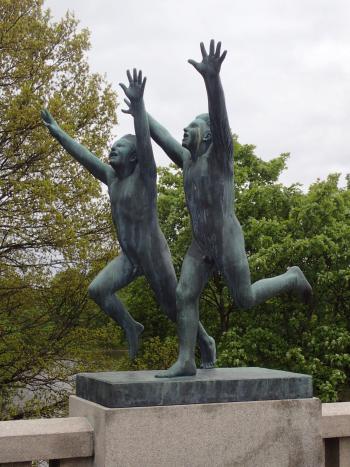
[
  {"left": 121, "top": 134, "right": 137, "bottom": 151},
  {"left": 196, "top": 113, "right": 211, "bottom": 129}
]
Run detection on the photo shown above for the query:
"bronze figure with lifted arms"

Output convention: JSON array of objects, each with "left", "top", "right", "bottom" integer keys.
[
  {"left": 41, "top": 68, "right": 215, "bottom": 367},
  {"left": 144, "top": 40, "right": 312, "bottom": 377}
]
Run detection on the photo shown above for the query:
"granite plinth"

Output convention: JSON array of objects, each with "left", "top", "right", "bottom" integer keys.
[
  {"left": 76, "top": 367, "right": 312, "bottom": 408},
  {"left": 69, "top": 396, "right": 323, "bottom": 467}
]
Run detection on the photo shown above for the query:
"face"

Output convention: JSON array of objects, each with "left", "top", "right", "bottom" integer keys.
[
  {"left": 182, "top": 119, "right": 210, "bottom": 153},
  {"left": 109, "top": 138, "right": 135, "bottom": 172}
]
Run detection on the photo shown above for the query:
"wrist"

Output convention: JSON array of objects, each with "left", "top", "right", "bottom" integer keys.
[
  {"left": 204, "top": 72, "right": 219, "bottom": 82},
  {"left": 130, "top": 100, "right": 145, "bottom": 113},
  {"left": 130, "top": 98, "right": 144, "bottom": 107}
]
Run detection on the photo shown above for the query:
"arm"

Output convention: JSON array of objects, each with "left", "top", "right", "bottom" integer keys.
[
  {"left": 41, "top": 109, "right": 110, "bottom": 184},
  {"left": 120, "top": 84, "right": 184, "bottom": 169},
  {"left": 148, "top": 114, "right": 184, "bottom": 169},
  {"left": 188, "top": 40, "right": 233, "bottom": 159},
  {"left": 119, "top": 69, "right": 156, "bottom": 180}
]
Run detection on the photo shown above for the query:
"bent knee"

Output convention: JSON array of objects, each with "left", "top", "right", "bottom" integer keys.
[
  {"left": 235, "top": 290, "right": 255, "bottom": 310},
  {"left": 176, "top": 283, "right": 198, "bottom": 308},
  {"left": 88, "top": 281, "right": 105, "bottom": 303}
]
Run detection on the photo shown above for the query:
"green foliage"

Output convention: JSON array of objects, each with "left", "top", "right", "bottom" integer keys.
[
  {"left": 217, "top": 323, "right": 350, "bottom": 402},
  {"left": 214, "top": 146, "right": 350, "bottom": 402},
  {"left": 0, "top": 0, "right": 118, "bottom": 418},
  {"left": 121, "top": 336, "right": 179, "bottom": 371},
  {"left": 1, "top": 1, "right": 349, "bottom": 417},
  {"left": 154, "top": 142, "right": 350, "bottom": 402}
]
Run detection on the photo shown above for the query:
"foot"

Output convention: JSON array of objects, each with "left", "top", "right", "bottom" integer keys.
[
  {"left": 287, "top": 266, "right": 313, "bottom": 304},
  {"left": 125, "top": 321, "right": 144, "bottom": 360},
  {"left": 199, "top": 335, "right": 216, "bottom": 369},
  {"left": 155, "top": 358, "right": 197, "bottom": 378}
]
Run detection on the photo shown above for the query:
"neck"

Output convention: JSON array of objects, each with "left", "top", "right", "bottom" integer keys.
[
  {"left": 115, "top": 163, "right": 136, "bottom": 180},
  {"left": 191, "top": 140, "right": 210, "bottom": 161}
]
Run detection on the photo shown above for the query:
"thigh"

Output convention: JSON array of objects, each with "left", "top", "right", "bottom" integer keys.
[
  {"left": 178, "top": 240, "right": 214, "bottom": 300},
  {"left": 90, "top": 253, "right": 140, "bottom": 293},
  {"left": 143, "top": 252, "right": 177, "bottom": 301},
  {"left": 141, "top": 245, "right": 178, "bottom": 320},
  {"left": 219, "top": 218, "right": 252, "bottom": 296}
]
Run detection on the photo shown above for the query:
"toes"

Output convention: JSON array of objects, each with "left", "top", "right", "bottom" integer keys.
[{"left": 200, "top": 362, "right": 215, "bottom": 369}]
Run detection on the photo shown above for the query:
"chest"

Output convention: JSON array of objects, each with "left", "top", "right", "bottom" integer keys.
[
  {"left": 109, "top": 173, "right": 143, "bottom": 210},
  {"left": 184, "top": 156, "right": 210, "bottom": 190}
]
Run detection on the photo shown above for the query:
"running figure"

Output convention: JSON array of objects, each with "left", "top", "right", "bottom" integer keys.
[
  {"left": 41, "top": 68, "right": 215, "bottom": 365},
  {"left": 143, "top": 40, "right": 312, "bottom": 377}
]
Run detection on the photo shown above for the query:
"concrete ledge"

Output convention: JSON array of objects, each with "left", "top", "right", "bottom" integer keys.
[
  {"left": 70, "top": 395, "right": 323, "bottom": 467},
  {"left": 0, "top": 417, "right": 93, "bottom": 463},
  {"left": 322, "top": 402, "right": 350, "bottom": 438}
]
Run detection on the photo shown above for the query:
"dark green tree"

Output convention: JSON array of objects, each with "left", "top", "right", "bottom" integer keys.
[
  {"left": 135, "top": 140, "right": 350, "bottom": 402},
  {"left": 0, "top": 0, "right": 118, "bottom": 418}
]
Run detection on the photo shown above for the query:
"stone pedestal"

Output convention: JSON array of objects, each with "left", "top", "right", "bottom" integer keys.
[
  {"left": 76, "top": 367, "right": 313, "bottom": 408},
  {"left": 71, "top": 368, "right": 323, "bottom": 467},
  {"left": 70, "top": 396, "right": 323, "bottom": 467}
]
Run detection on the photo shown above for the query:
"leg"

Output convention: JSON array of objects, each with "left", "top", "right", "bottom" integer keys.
[
  {"left": 143, "top": 246, "right": 216, "bottom": 369},
  {"left": 220, "top": 218, "right": 312, "bottom": 308},
  {"left": 88, "top": 254, "right": 144, "bottom": 359},
  {"left": 156, "top": 241, "right": 214, "bottom": 377},
  {"left": 198, "top": 321, "right": 216, "bottom": 369}
]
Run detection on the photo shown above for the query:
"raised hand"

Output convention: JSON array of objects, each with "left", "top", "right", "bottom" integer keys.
[
  {"left": 188, "top": 39, "right": 227, "bottom": 78},
  {"left": 41, "top": 108, "right": 61, "bottom": 138},
  {"left": 119, "top": 69, "right": 146, "bottom": 115}
]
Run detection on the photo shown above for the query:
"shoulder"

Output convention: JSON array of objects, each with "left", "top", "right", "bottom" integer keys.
[
  {"left": 181, "top": 148, "right": 191, "bottom": 168},
  {"left": 105, "top": 165, "right": 117, "bottom": 184},
  {"left": 182, "top": 147, "right": 191, "bottom": 160}
]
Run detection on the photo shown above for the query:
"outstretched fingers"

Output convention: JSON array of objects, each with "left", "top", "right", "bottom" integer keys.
[
  {"left": 215, "top": 41, "right": 221, "bottom": 58},
  {"left": 200, "top": 41, "right": 208, "bottom": 58},
  {"left": 41, "top": 108, "right": 55, "bottom": 125},
  {"left": 41, "top": 108, "right": 49, "bottom": 121},
  {"left": 40, "top": 109, "right": 48, "bottom": 123},
  {"left": 119, "top": 82, "right": 127, "bottom": 94},
  {"left": 125, "top": 68, "right": 144, "bottom": 86},
  {"left": 121, "top": 98, "right": 131, "bottom": 114},
  {"left": 209, "top": 39, "right": 215, "bottom": 56},
  {"left": 219, "top": 49, "right": 227, "bottom": 64},
  {"left": 188, "top": 59, "right": 200, "bottom": 71},
  {"left": 119, "top": 68, "right": 146, "bottom": 107},
  {"left": 126, "top": 69, "right": 132, "bottom": 84}
]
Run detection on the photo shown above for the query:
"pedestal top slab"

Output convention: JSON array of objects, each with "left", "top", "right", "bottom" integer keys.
[{"left": 76, "top": 367, "right": 313, "bottom": 408}]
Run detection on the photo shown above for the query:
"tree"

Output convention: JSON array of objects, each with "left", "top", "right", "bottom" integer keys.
[
  {"left": 0, "top": 0, "right": 118, "bottom": 418},
  {"left": 153, "top": 141, "right": 350, "bottom": 402}
]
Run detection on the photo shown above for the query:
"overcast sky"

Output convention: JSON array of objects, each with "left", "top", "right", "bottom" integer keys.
[{"left": 45, "top": 0, "right": 350, "bottom": 189}]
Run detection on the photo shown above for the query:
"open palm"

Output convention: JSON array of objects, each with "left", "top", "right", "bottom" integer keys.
[{"left": 188, "top": 40, "right": 227, "bottom": 78}]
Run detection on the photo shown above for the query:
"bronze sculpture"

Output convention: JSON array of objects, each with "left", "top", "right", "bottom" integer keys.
[
  {"left": 144, "top": 40, "right": 312, "bottom": 377},
  {"left": 41, "top": 69, "right": 215, "bottom": 367}
]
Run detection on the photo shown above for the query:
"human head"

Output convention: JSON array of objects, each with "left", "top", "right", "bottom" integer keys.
[
  {"left": 182, "top": 113, "right": 212, "bottom": 156},
  {"left": 109, "top": 134, "right": 137, "bottom": 175}
]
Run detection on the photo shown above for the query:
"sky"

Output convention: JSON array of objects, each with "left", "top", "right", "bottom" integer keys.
[{"left": 45, "top": 0, "right": 350, "bottom": 189}]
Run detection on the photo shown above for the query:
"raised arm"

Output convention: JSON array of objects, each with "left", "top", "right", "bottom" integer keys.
[
  {"left": 188, "top": 40, "right": 233, "bottom": 161},
  {"left": 121, "top": 82, "right": 184, "bottom": 170},
  {"left": 147, "top": 114, "right": 185, "bottom": 169},
  {"left": 119, "top": 69, "right": 156, "bottom": 180},
  {"left": 41, "top": 109, "right": 110, "bottom": 184}
]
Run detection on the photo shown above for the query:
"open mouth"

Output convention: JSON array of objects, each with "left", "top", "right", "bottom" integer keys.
[{"left": 109, "top": 156, "right": 119, "bottom": 166}]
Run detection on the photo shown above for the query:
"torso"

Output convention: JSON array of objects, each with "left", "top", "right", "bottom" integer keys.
[
  {"left": 183, "top": 144, "right": 234, "bottom": 255},
  {"left": 107, "top": 166, "right": 160, "bottom": 267}
]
